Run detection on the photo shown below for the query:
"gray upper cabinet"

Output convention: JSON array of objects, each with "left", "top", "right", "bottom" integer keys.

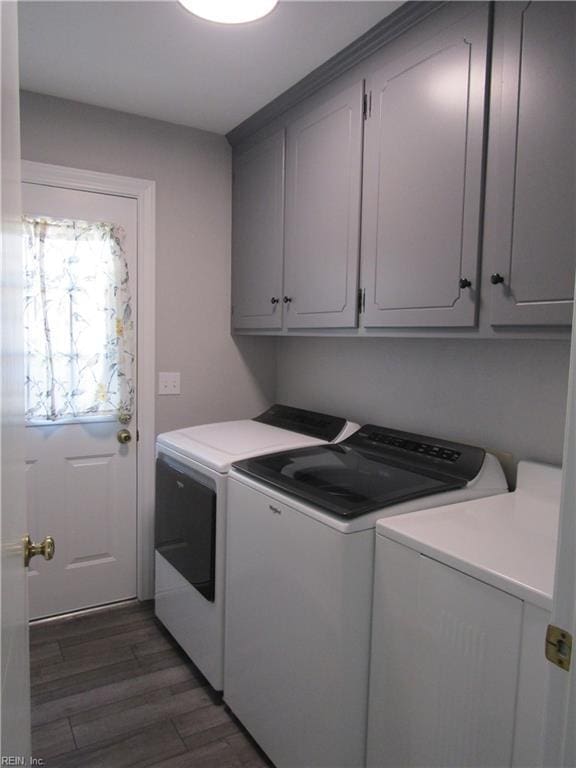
[
  {"left": 231, "top": 2, "right": 570, "bottom": 338},
  {"left": 232, "top": 130, "right": 285, "bottom": 330},
  {"left": 361, "top": 7, "right": 489, "bottom": 328},
  {"left": 485, "top": 2, "right": 576, "bottom": 327},
  {"left": 283, "top": 81, "right": 364, "bottom": 329}
]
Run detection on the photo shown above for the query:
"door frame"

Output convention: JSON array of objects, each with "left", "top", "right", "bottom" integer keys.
[{"left": 21, "top": 160, "right": 156, "bottom": 601}]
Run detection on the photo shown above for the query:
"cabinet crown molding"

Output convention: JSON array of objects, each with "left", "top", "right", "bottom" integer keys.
[{"left": 226, "top": 1, "right": 446, "bottom": 148}]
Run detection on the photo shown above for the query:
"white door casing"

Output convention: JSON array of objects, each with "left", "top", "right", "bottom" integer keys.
[
  {"left": 23, "top": 183, "right": 138, "bottom": 618},
  {"left": 1, "top": 1, "right": 31, "bottom": 760},
  {"left": 22, "top": 162, "right": 156, "bottom": 604}
]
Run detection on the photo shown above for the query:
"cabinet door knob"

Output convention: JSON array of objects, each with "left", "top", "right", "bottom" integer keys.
[
  {"left": 491, "top": 273, "right": 505, "bottom": 285},
  {"left": 270, "top": 297, "right": 279, "bottom": 305},
  {"left": 283, "top": 296, "right": 292, "bottom": 304},
  {"left": 459, "top": 278, "right": 472, "bottom": 289}
]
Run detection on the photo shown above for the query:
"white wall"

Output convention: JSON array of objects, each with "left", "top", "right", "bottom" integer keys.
[
  {"left": 276, "top": 337, "right": 571, "bottom": 486},
  {"left": 19, "top": 91, "right": 275, "bottom": 435}
]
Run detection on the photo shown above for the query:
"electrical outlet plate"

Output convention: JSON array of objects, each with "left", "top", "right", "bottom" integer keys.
[{"left": 158, "top": 372, "right": 181, "bottom": 395}]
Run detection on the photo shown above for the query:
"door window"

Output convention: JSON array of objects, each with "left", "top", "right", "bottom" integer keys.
[{"left": 23, "top": 216, "right": 134, "bottom": 423}]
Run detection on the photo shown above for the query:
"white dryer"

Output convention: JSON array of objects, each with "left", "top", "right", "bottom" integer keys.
[
  {"left": 154, "top": 404, "right": 358, "bottom": 691},
  {"left": 224, "top": 425, "right": 509, "bottom": 768}
]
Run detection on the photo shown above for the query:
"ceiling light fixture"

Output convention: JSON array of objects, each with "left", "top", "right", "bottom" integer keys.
[{"left": 178, "top": 0, "right": 278, "bottom": 25}]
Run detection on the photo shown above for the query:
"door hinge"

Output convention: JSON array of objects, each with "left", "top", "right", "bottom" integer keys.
[
  {"left": 545, "top": 624, "right": 572, "bottom": 671},
  {"left": 363, "top": 92, "right": 372, "bottom": 120},
  {"left": 136, "top": 429, "right": 140, "bottom": 442},
  {"left": 357, "top": 288, "right": 366, "bottom": 314}
]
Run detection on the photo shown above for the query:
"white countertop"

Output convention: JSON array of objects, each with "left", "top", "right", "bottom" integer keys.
[{"left": 376, "top": 461, "right": 562, "bottom": 610}]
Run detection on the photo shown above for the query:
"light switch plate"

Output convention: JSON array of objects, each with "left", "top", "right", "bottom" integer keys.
[{"left": 158, "top": 372, "right": 181, "bottom": 395}]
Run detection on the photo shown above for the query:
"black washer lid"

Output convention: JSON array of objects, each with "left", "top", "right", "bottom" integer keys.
[
  {"left": 345, "top": 425, "right": 486, "bottom": 483},
  {"left": 253, "top": 404, "right": 347, "bottom": 442}
]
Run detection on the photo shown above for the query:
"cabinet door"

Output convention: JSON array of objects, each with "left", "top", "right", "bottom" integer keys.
[
  {"left": 368, "top": 540, "right": 522, "bottom": 768},
  {"left": 232, "top": 130, "right": 285, "bottom": 330},
  {"left": 283, "top": 81, "right": 363, "bottom": 329},
  {"left": 486, "top": 3, "right": 576, "bottom": 326},
  {"left": 362, "top": 8, "right": 489, "bottom": 327}
]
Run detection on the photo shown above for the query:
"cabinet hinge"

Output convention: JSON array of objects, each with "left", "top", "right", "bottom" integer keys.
[
  {"left": 363, "top": 92, "right": 372, "bottom": 120},
  {"left": 357, "top": 288, "right": 366, "bottom": 314},
  {"left": 545, "top": 624, "right": 572, "bottom": 671},
  {"left": 136, "top": 429, "right": 140, "bottom": 442}
]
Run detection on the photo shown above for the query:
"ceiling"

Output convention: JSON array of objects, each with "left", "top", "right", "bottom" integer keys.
[{"left": 19, "top": 1, "right": 401, "bottom": 135}]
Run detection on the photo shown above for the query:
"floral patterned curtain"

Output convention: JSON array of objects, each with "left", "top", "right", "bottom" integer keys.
[{"left": 23, "top": 216, "right": 135, "bottom": 423}]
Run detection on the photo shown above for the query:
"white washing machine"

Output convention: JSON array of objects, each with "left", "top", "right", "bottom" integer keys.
[
  {"left": 154, "top": 404, "right": 358, "bottom": 691},
  {"left": 224, "top": 424, "right": 509, "bottom": 768}
]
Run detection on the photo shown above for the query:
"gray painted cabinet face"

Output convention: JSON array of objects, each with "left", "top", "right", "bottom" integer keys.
[
  {"left": 232, "top": 130, "right": 285, "bottom": 330},
  {"left": 486, "top": 2, "right": 576, "bottom": 326},
  {"left": 361, "top": 8, "right": 489, "bottom": 328},
  {"left": 283, "top": 81, "right": 364, "bottom": 329}
]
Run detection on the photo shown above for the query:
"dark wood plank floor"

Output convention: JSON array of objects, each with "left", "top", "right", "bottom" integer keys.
[{"left": 30, "top": 601, "right": 274, "bottom": 768}]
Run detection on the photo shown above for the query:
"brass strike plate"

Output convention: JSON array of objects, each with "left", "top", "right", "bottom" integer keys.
[{"left": 545, "top": 624, "right": 572, "bottom": 671}]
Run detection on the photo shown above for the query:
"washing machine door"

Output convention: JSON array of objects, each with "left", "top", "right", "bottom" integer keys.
[{"left": 155, "top": 454, "right": 216, "bottom": 601}]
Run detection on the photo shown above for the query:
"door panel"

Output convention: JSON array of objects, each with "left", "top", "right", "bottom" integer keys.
[
  {"left": 1, "top": 1, "right": 31, "bottom": 759},
  {"left": 542, "top": 218, "right": 576, "bottom": 763},
  {"left": 362, "top": 7, "right": 489, "bottom": 327},
  {"left": 26, "top": 423, "right": 136, "bottom": 617},
  {"left": 232, "top": 130, "right": 285, "bottom": 329},
  {"left": 22, "top": 183, "right": 138, "bottom": 619},
  {"left": 487, "top": 2, "right": 576, "bottom": 326},
  {"left": 373, "top": 43, "right": 471, "bottom": 311},
  {"left": 284, "top": 81, "right": 363, "bottom": 329},
  {"left": 66, "top": 454, "right": 117, "bottom": 568}
]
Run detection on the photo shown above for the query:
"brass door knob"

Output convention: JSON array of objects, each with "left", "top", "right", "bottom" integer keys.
[
  {"left": 117, "top": 428, "right": 132, "bottom": 444},
  {"left": 23, "top": 534, "right": 55, "bottom": 568}
]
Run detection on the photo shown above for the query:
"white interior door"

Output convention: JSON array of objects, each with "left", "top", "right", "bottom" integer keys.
[
  {"left": 543, "top": 277, "right": 576, "bottom": 766},
  {"left": 22, "top": 183, "right": 138, "bottom": 619},
  {"left": 1, "top": 1, "right": 31, "bottom": 760}
]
